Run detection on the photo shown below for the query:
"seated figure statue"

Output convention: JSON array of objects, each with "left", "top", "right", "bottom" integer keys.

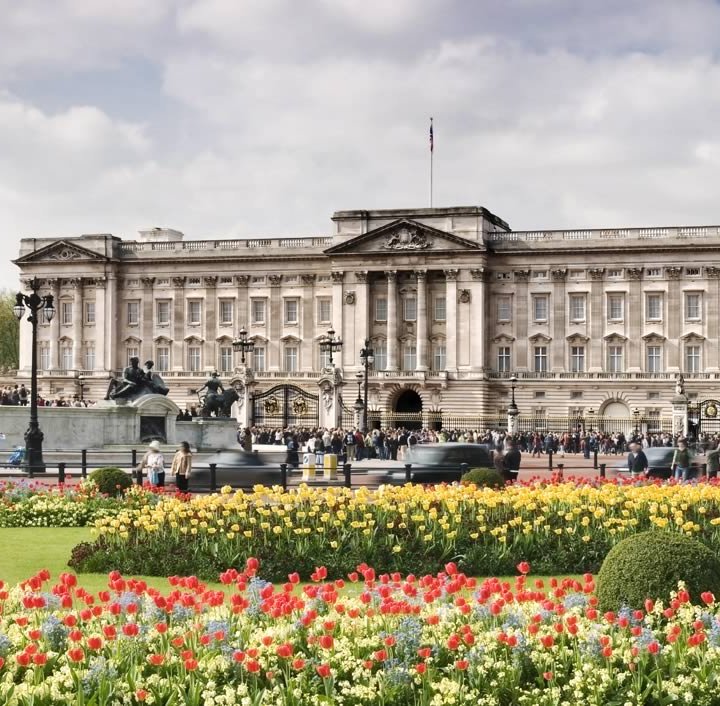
[{"left": 105, "top": 357, "right": 169, "bottom": 401}]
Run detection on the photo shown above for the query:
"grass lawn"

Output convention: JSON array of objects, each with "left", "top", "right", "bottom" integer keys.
[{"left": 0, "top": 528, "right": 584, "bottom": 596}]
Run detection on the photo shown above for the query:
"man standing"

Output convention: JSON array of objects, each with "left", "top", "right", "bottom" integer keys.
[
  {"left": 503, "top": 441, "right": 522, "bottom": 483},
  {"left": 626, "top": 441, "right": 649, "bottom": 478},
  {"left": 343, "top": 429, "right": 357, "bottom": 462}
]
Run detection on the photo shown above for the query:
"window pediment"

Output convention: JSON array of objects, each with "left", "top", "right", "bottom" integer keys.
[
  {"left": 604, "top": 333, "right": 628, "bottom": 342},
  {"left": 184, "top": 335, "right": 203, "bottom": 344},
  {"left": 123, "top": 335, "right": 141, "bottom": 344},
  {"left": 492, "top": 333, "right": 515, "bottom": 343},
  {"left": 529, "top": 333, "right": 552, "bottom": 343},
  {"left": 566, "top": 334, "right": 590, "bottom": 343},
  {"left": 642, "top": 332, "right": 666, "bottom": 342},
  {"left": 681, "top": 331, "right": 705, "bottom": 341},
  {"left": 280, "top": 334, "right": 301, "bottom": 343},
  {"left": 153, "top": 336, "right": 172, "bottom": 344}
]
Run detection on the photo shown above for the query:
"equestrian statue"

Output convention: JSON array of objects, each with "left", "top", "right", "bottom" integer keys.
[{"left": 193, "top": 372, "right": 239, "bottom": 418}]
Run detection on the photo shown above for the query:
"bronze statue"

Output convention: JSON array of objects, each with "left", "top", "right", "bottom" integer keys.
[
  {"left": 193, "top": 373, "right": 240, "bottom": 417},
  {"left": 105, "top": 357, "right": 169, "bottom": 401}
]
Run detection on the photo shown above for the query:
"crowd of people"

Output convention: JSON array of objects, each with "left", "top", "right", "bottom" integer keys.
[{"left": 0, "top": 384, "right": 98, "bottom": 407}]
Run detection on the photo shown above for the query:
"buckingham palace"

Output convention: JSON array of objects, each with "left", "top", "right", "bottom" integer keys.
[{"left": 12, "top": 205, "right": 720, "bottom": 431}]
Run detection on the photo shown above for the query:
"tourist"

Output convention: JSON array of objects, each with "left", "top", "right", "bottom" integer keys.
[
  {"left": 671, "top": 438, "right": 692, "bottom": 482},
  {"left": 503, "top": 441, "right": 522, "bottom": 482},
  {"left": 138, "top": 440, "right": 166, "bottom": 487},
  {"left": 171, "top": 441, "right": 192, "bottom": 492},
  {"left": 706, "top": 442, "right": 719, "bottom": 479},
  {"left": 626, "top": 441, "right": 648, "bottom": 478},
  {"left": 286, "top": 434, "right": 300, "bottom": 469}
]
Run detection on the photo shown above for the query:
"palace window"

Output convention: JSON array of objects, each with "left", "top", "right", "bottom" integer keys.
[
  {"left": 534, "top": 346, "right": 548, "bottom": 373},
  {"left": 646, "top": 293, "right": 662, "bottom": 321},
  {"left": 497, "top": 346, "right": 511, "bottom": 373},
  {"left": 373, "top": 340, "right": 387, "bottom": 370},
  {"left": 569, "top": 295, "right": 585, "bottom": 322},
  {"left": 685, "top": 293, "right": 701, "bottom": 320},
  {"left": 403, "top": 296, "right": 417, "bottom": 322},
  {"left": 607, "top": 294, "right": 624, "bottom": 321},
  {"left": 434, "top": 296, "right": 446, "bottom": 322},
  {"left": 219, "top": 346, "right": 233, "bottom": 373},
  {"left": 61, "top": 344, "right": 73, "bottom": 370},
  {"left": 319, "top": 347, "right": 332, "bottom": 369},
  {"left": 283, "top": 346, "right": 298, "bottom": 372},
  {"left": 84, "top": 346, "right": 95, "bottom": 370},
  {"left": 60, "top": 301, "right": 72, "bottom": 325},
  {"left": 402, "top": 341, "right": 417, "bottom": 370},
  {"left": 40, "top": 346, "right": 50, "bottom": 371},
  {"left": 187, "top": 300, "right": 202, "bottom": 325},
  {"left": 84, "top": 302, "right": 95, "bottom": 325},
  {"left": 607, "top": 345, "right": 624, "bottom": 373},
  {"left": 156, "top": 347, "right": 170, "bottom": 372},
  {"left": 156, "top": 300, "right": 170, "bottom": 325},
  {"left": 570, "top": 346, "right": 585, "bottom": 373},
  {"left": 126, "top": 346, "right": 139, "bottom": 365},
  {"left": 533, "top": 295, "right": 548, "bottom": 322},
  {"left": 284, "top": 299, "right": 299, "bottom": 324},
  {"left": 187, "top": 346, "right": 201, "bottom": 372},
  {"left": 317, "top": 298, "right": 332, "bottom": 324},
  {"left": 432, "top": 342, "right": 446, "bottom": 371},
  {"left": 251, "top": 299, "right": 266, "bottom": 325},
  {"left": 253, "top": 346, "right": 266, "bottom": 371},
  {"left": 685, "top": 345, "right": 701, "bottom": 373},
  {"left": 375, "top": 297, "right": 388, "bottom": 322},
  {"left": 127, "top": 301, "right": 140, "bottom": 326},
  {"left": 607, "top": 269, "right": 623, "bottom": 278},
  {"left": 496, "top": 296, "right": 511, "bottom": 322},
  {"left": 646, "top": 345, "right": 662, "bottom": 373},
  {"left": 219, "top": 299, "right": 234, "bottom": 325}
]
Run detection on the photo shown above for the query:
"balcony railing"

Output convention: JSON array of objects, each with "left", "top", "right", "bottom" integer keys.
[
  {"left": 118, "top": 237, "right": 334, "bottom": 255},
  {"left": 488, "top": 371, "right": 720, "bottom": 380},
  {"left": 487, "top": 225, "right": 720, "bottom": 243}
]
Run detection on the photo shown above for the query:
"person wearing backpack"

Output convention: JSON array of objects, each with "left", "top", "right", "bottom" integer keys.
[{"left": 343, "top": 430, "right": 357, "bottom": 462}]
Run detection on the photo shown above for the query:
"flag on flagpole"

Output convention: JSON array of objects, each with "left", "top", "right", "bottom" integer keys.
[{"left": 429, "top": 117, "right": 434, "bottom": 153}]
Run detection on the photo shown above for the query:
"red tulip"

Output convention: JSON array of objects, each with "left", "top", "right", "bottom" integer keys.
[
  {"left": 316, "top": 663, "right": 331, "bottom": 679},
  {"left": 516, "top": 562, "right": 531, "bottom": 575},
  {"left": 67, "top": 647, "right": 85, "bottom": 663},
  {"left": 455, "top": 659, "right": 469, "bottom": 671},
  {"left": 319, "top": 635, "right": 334, "bottom": 649},
  {"left": 701, "top": 591, "right": 715, "bottom": 605},
  {"left": 184, "top": 658, "right": 198, "bottom": 671}
]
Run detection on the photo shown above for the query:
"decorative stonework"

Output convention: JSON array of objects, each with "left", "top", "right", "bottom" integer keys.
[
  {"left": 301, "top": 274, "right": 316, "bottom": 285},
  {"left": 706, "top": 266, "right": 720, "bottom": 279},
  {"left": 235, "top": 275, "right": 250, "bottom": 286},
  {"left": 514, "top": 269, "right": 530, "bottom": 281},
  {"left": 383, "top": 226, "right": 431, "bottom": 250},
  {"left": 550, "top": 269, "right": 567, "bottom": 281},
  {"left": 469, "top": 268, "right": 485, "bottom": 280},
  {"left": 344, "top": 291, "right": 356, "bottom": 305},
  {"left": 45, "top": 278, "right": 60, "bottom": 290},
  {"left": 385, "top": 270, "right": 398, "bottom": 282},
  {"left": 203, "top": 276, "right": 218, "bottom": 287},
  {"left": 414, "top": 270, "right": 427, "bottom": 281},
  {"left": 443, "top": 269, "right": 459, "bottom": 281},
  {"left": 666, "top": 267, "right": 682, "bottom": 280},
  {"left": 330, "top": 271, "right": 344, "bottom": 283},
  {"left": 355, "top": 271, "right": 369, "bottom": 283},
  {"left": 458, "top": 289, "right": 471, "bottom": 303},
  {"left": 172, "top": 277, "right": 185, "bottom": 288},
  {"left": 268, "top": 275, "right": 282, "bottom": 286},
  {"left": 46, "top": 244, "right": 87, "bottom": 261},
  {"left": 21, "top": 278, "right": 35, "bottom": 290},
  {"left": 94, "top": 278, "right": 107, "bottom": 289},
  {"left": 588, "top": 268, "right": 605, "bottom": 280},
  {"left": 68, "top": 278, "right": 83, "bottom": 289},
  {"left": 626, "top": 267, "right": 643, "bottom": 280},
  {"left": 141, "top": 277, "right": 155, "bottom": 287}
]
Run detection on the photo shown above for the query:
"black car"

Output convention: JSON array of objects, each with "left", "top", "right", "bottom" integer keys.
[
  {"left": 385, "top": 443, "right": 493, "bottom": 485},
  {"left": 190, "top": 450, "right": 281, "bottom": 490},
  {"left": 612, "top": 447, "right": 702, "bottom": 480}
]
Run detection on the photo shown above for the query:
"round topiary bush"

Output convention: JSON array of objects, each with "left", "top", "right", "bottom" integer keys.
[
  {"left": 461, "top": 468, "right": 505, "bottom": 489},
  {"left": 596, "top": 530, "right": 720, "bottom": 611},
  {"left": 88, "top": 467, "right": 133, "bottom": 497}
]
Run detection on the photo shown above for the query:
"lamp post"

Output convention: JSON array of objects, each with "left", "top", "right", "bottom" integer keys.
[
  {"left": 353, "top": 371, "right": 364, "bottom": 429},
  {"left": 586, "top": 407, "right": 595, "bottom": 433},
  {"left": 319, "top": 327, "right": 343, "bottom": 367},
  {"left": 507, "top": 374, "right": 519, "bottom": 435},
  {"left": 359, "top": 339, "right": 374, "bottom": 432},
  {"left": 232, "top": 326, "right": 255, "bottom": 365},
  {"left": 632, "top": 406, "right": 641, "bottom": 438},
  {"left": 77, "top": 374, "right": 86, "bottom": 403},
  {"left": 14, "top": 278, "right": 55, "bottom": 473}
]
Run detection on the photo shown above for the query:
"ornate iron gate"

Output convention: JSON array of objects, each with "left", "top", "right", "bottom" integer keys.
[
  {"left": 251, "top": 385, "right": 319, "bottom": 428},
  {"left": 688, "top": 399, "right": 720, "bottom": 438}
]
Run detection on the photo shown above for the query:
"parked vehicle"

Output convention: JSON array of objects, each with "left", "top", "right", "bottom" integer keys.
[{"left": 384, "top": 443, "right": 493, "bottom": 485}]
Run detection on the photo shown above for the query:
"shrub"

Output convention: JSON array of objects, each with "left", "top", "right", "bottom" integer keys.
[
  {"left": 596, "top": 530, "right": 720, "bottom": 611},
  {"left": 88, "top": 467, "right": 133, "bottom": 497},
  {"left": 461, "top": 468, "right": 505, "bottom": 489}
]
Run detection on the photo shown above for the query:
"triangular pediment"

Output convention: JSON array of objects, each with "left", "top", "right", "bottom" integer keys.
[
  {"left": 14, "top": 240, "right": 109, "bottom": 265},
  {"left": 324, "top": 219, "right": 485, "bottom": 255}
]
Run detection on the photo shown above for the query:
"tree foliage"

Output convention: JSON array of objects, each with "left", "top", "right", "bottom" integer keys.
[{"left": 0, "top": 290, "right": 19, "bottom": 370}]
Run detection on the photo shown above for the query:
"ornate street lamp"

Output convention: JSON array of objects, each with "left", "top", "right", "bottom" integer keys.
[
  {"left": 632, "top": 406, "right": 641, "bottom": 438},
  {"left": 14, "top": 279, "right": 55, "bottom": 473},
  {"left": 507, "top": 374, "right": 519, "bottom": 435},
  {"left": 232, "top": 326, "right": 255, "bottom": 365},
  {"left": 586, "top": 407, "right": 595, "bottom": 433},
  {"left": 77, "top": 374, "right": 86, "bottom": 402},
  {"left": 359, "top": 339, "right": 374, "bottom": 432},
  {"left": 353, "top": 371, "right": 365, "bottom": 428},
  {"left": 319, "top": 327, "right": 343, "bottom": 367}
]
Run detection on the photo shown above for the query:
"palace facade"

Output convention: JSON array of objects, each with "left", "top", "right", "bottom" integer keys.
[{"left": 13, "top": 206, "right": 720, "bottom": 430}]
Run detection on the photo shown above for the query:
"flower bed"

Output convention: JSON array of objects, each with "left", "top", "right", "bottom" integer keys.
[
  {"left": 73, "top": 480, "right": 720, "bottom": 582},
  {"left": 0, "top": 561, "right": 719, "bottom": 704}
]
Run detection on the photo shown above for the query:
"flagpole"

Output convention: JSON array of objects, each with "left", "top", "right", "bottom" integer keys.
[{"left": 429, "top": 117, "right": 434, "bottom": 208}]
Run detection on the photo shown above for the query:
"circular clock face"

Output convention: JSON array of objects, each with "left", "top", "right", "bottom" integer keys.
[{"left": 706, "top": 404, "right": 718, "bottom": 418}]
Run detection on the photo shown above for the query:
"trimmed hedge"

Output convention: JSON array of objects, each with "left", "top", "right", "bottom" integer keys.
[
  {"left": 596, "top": 530, "right": 720, "bottom": 611},
  {"left": 461, "top": 468, "right": 505, "bottom": 489},
  {"left": 88, "top": 467, "right": 133, "bottom": 497}
]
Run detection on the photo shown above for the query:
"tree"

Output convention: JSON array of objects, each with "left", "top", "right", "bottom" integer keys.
[{"left": 0, "top": 290, "right": 20, "bottom": 370}]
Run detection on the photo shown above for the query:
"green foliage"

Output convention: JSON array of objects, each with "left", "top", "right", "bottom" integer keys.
[
  {"left": 88, "top": 467, "right": 133, "bottom": 497},
  {"left": 596, "top": 530, "right": 720, "bottom": 611},
  {"left": 461, "top": 468, "right": 505, "bottom": 489},
  {"left": 0, "top": 290, "right": 19, "bottom": 370}
]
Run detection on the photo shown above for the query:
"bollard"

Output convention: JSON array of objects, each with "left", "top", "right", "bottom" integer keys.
[
  {"left": 548, "top": 450, "right": 553, "bottom": 471},
  {"left": 209, "top": 463, "right": 217, "bottom": 493},
  {"left": 459, "top": 462, "right": 469, "bottom": 480},
  {"left": 405, "top": 463, "right": 412, "bottom": 483},
  {"left": 280, "top": 463, "right": 288, "bottom": 491},
  {"left": 58, "top": 462, "right": 66, "bottom": 485},
  {"left": 131, "top": 449, "right": 138, "bottom": 469},
  {"left": 702, "top": 463, "right": 708, "bottom": 478},
  {"left": 556, "top": 463, "right": 564, "bottom": 480},
  {"left": 593, "top": 449, "right": 598, "bottom": 469},
  {"left": 343, "top": 463, "right": 352, "bottom": 489},
  {"left": 81, "top": 449, "right": 88, "bottom": 479},
  {"left": 600, "top": 463, "right": 606, "bottom": 478}
]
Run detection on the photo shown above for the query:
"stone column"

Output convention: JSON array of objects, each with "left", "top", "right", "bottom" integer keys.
[
  {"left": 71, "top": 278, "right": 83, "bottom": 371},
  {"left": 172, "top": 277, "right": 185, "bottom": 371},
  {"left": 106, "top": 272, "right": 119, "bottom": 371},
  {"left": 672, "top": 393, "right": 688, "bottom": 438},
  {"left": 469, "top": 268, "right": 486, "bottom": 371},
  {"left": 706, "top": 267, "right": 720, "bottom": 371},
  {"left": 236, "top": 275, "right": 250, "bottom": 328},
  {"left": 666, "top": 267, "right": 683, "bottom": 371},
  {"left": 204, "top": 276, "right": 218, "bottom": 372},
  {"left": 444, "top": 269, "right": 459, "bottom": 372},
  {"left": 94, "top": 278, "right": 106, "bottom": 372},
  {"left": 627, "top": 268, "right": 643, "bottom": 371},
  {"left": 551, "top": 269, "right": 567, "bottom": 372},
  {"left": 301, "top": 274, "right": 315, "bottom": 371},
  {"left": 415, "top": 270, "right": 428, "bottom": 370},
  {"left": 141, "top": 277, "right": 155, "bottom": 364},
  {"left": 46, "top": 278, "right": 60, "bottom": 371},
  {"left": 588, "top": 268, "right": 605, "bottom": 372},
  {"left": 354, "top": 271, "right": 369, "bottom": 370},
  {"left": 331, "top": 272, "right": 345, "bottom": 372},
  {"left": 268, "top": 275, "right": 282, "bottom": 372},
  {"left": 386, "top": 271, "right": 398, "bottom": 371},
  {"left": 513, "top": 270, "right": 530, "bottom": 370}
]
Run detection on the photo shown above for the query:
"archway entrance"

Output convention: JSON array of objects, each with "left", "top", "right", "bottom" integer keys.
[{"left": 394, "top": 389, "right": 422, "bottom": 429}]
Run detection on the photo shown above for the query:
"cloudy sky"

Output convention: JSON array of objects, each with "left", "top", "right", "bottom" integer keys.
[{"left": 3, "top": 0, "right": 720, "bottom": 284}]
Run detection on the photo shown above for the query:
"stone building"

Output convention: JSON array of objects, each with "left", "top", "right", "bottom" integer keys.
[{"left": 13, "top": 206, "right": 720, "bottom": 432}]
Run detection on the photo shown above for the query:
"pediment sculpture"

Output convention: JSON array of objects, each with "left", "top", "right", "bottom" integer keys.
[{"left": 383, "top": 227, "right": 432, "bottom": 251}]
